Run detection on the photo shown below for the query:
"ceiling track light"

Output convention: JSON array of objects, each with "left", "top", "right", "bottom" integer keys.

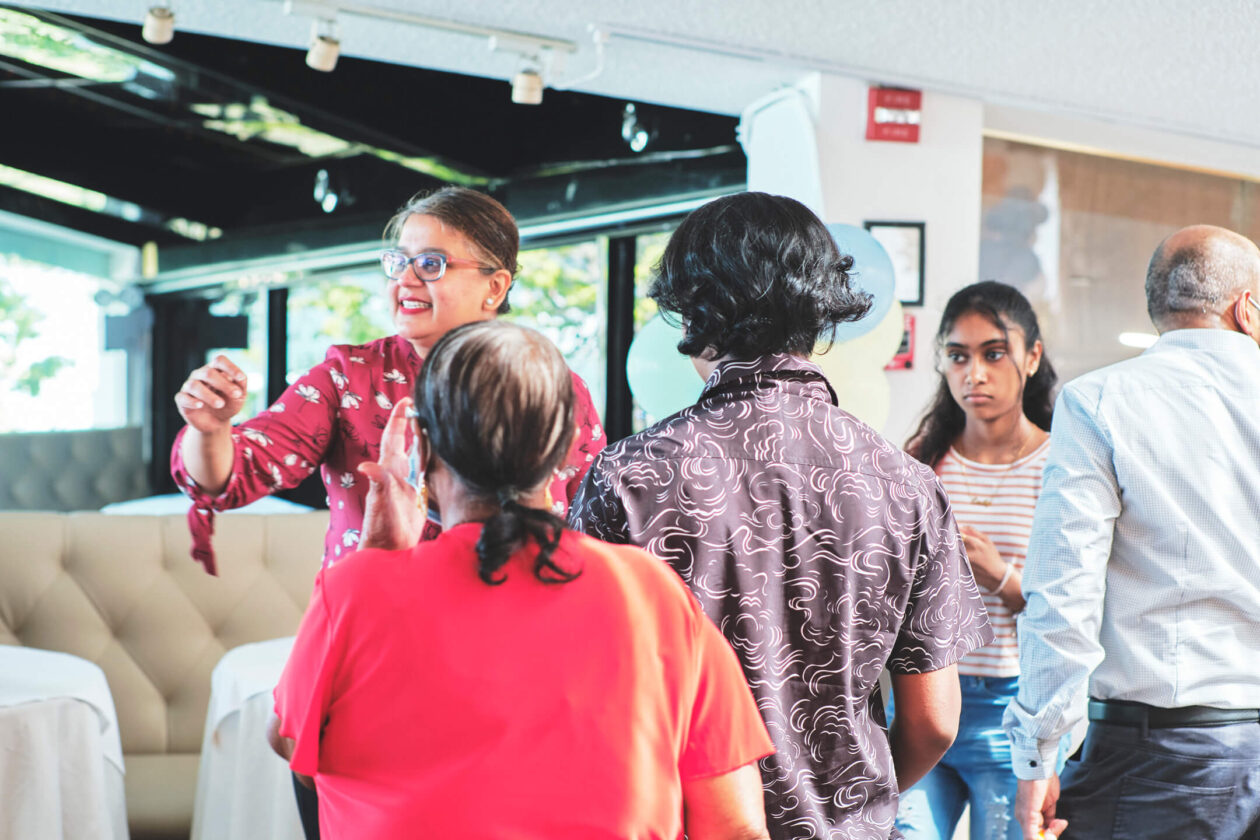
[
  {"left": 281, "top": 0, "right": 577, "bottom": 102},
  {"left": 621, "top": 103, "right": 654, "bottom": 153},
  {"left": 306, "top": 18, "right": 340, "bottom": 72},
  {"left": 510, "top": 64, "right": 544, "bottom": 105},
  {"left": 142, "top": 4, "right": 175, "bottom": 45}
]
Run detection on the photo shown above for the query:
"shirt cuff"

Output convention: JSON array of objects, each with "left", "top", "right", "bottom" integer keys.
[{"left": 1010, "top": 739, "right": 1060, "bottom": 781}]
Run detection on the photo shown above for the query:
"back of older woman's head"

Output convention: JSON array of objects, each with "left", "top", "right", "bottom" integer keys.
[
  {"left": 650, "top": 192, "right": 873, "bottom": 360},
  {"left": 412, "top": 320, "right": 576, "bottom": 584}
]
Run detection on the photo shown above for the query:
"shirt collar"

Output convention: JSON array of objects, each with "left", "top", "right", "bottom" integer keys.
[
  {"left": 1149, "top": 327, "right": 1260, "bottom": 356},
  {"left": 701, "top": 353, "right": 838, "bottom": 405}
]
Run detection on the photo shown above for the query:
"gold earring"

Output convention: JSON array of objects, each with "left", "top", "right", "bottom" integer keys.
[
  {"left": 543, "top": 483, "right": 554, "bottom": 511},
  {"left": 415, "top": 474, "right": 428, "bottom": 511}
]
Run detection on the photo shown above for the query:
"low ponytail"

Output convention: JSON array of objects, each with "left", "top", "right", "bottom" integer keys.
[{"left": 475, "top": 494, "right": 571, "bottom": 586}]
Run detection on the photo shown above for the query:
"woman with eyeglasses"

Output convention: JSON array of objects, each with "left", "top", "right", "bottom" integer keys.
[{"left": 171, "top": 186, "right": 606, "bottom": 575}]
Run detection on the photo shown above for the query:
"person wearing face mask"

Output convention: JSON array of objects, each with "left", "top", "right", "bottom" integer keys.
[
  {"left": 1006, "top": 225, "right": 1260, "bottom": 840},
  {"left": 171, "top": 186, "right": 606, "bottom": 576},
  {"left": 896, "top": 281, "right": 1060, "bottom": 840}
]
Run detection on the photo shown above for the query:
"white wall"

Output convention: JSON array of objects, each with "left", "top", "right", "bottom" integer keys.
[{"left": 744, "top": 72, "right": 986, "bottom": 445}]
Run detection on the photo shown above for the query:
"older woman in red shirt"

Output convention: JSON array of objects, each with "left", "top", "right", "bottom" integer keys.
[
  {"left": 268, "top": 320, "right": 774, "bottom": 839},
  {"left": 171, "top": 187, "right": 605, "bottom": 574}
]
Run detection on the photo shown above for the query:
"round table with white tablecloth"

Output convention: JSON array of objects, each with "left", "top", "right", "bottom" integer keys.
[
  {"left": 191, "top": 637, "right": 304, "bottom": 840},
  {"left": 0, "top": 646, "right": 129, "bottom": 840}
]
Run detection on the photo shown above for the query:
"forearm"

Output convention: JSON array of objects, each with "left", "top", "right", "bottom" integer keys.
[
  {"left": 996, "top": 569, "right": 1026, "bottom": 613},
  {"left": 682, "top": 764, "right": 770, "bottom": 840},
  {"left": 889, "top": 716, "right": 954, "bottom": 791},
  {"left": 266, "top": 712, "right": 314, "bottom": 789},
  {"left": 889, "top": 668, "right": 960, "bottom": 791},
  {"left": 179, "top": 425, "right": 236, "bottom": 496}
]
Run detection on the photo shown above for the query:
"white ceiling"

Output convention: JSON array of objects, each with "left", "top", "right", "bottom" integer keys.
[{"left": 28, "top": 0, "right": 1260, "bottom": 150}]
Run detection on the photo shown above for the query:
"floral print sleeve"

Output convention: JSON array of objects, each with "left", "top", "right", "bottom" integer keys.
[
  {"left": 172, "top": 353, "right": 344, "bottom": 574},
  {"left": 551, "top": 371, "right": 606, "bottom": 514}
]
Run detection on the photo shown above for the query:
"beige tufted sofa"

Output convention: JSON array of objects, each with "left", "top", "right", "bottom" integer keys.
[{"left": 0, "top": 511, "right": 328, "bottom": 840}]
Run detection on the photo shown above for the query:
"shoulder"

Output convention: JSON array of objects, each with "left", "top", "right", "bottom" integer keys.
[
  {"left": 566, "top": 369, "right": 602, "bottom": 422},
  {"left": 565, "top": 531, "right": 695, "bottom": 600},
  {"left": 321, "top": 336, "right": 402, "bottom": 369},
  {"left": 587, "top": 420, "right": 689, "bottom": 480},
  {"left": 316, "top": 546, "right": 407, "bottom": 602},
  {"left": 1060, "top": 344, "right": 1187, "bottom": 406},
  {"left": 568, "top": 368, "right": 595, "bottom": 396}
]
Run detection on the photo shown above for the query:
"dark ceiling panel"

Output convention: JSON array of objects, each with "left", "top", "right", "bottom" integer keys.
[{"left": 0, "top": 5, "right": 741, "bottom": 250}]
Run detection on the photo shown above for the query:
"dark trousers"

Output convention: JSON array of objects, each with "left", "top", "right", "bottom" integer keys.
[
  {"left": 293, "top": 772, "right": 320, "bottom": 840},
  {"left": 1058, "top": 720, "right": 1260, "bottom": 839}
]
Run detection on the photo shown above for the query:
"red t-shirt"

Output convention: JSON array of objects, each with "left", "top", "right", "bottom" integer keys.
[{"left": 273, "top": 524, "right": 774, "bottom": 839}]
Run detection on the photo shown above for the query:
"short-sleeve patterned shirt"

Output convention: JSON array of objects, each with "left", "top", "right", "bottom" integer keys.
[
  {"left": 568, "top": 353, "right": 992, "bottom": 839},
  {"left": 173, "top": 334, "right": 606, "bottom": 574}
]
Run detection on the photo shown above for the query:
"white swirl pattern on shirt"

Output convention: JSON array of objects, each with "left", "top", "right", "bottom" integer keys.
[{"left": 569, "top": 354, "right": 991, "bottom": 839}]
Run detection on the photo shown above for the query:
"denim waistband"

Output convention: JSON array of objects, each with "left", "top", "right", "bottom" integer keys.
[{"left": 959, "top": 674, "right": 1020, "bottom": 692}]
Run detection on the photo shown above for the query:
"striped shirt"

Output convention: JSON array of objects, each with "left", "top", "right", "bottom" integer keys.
[{"left": 937, "top": 438, "right": 1049, "bottom": 677}]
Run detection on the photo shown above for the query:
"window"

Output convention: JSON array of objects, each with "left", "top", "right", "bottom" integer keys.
[
  {"left": 630, "top": 230, "right": 671, "bottom": 432},
  {"left": 205, "top": 289, "right": 269, "bottom": 421},
  {"left": 287, "top": 266, "right": 392, "bottom": 381},
  {"left": 0, "top": 253, "right": 127, "bottom": 432},
  {"left": 509, "top": 239, "right": 607, "bottom": 413}
]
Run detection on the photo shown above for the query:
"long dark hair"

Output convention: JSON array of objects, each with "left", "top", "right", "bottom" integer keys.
[
  {"left": 412, "top": 320, "right": 577, "bottom": 585},
  {"left": 906, "top": 281, "right": 1057, "bottom": 468}
]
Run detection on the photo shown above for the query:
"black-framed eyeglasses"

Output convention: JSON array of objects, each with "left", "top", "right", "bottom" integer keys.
[{"left": 380, "top": 250, "right": 497, "bottom": 282}]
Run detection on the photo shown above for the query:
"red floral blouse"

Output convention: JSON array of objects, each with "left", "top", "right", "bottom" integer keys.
[{"left": 172, "top": 335, "right": 606, "bottom": 575}]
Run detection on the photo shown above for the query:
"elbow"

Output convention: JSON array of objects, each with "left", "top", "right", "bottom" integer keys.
[
  {"left": 924, "top": 718, "right": 958, "bottom": 757},
  {"left": 266, "top": 712, "right": 291, "bottom": 762}
]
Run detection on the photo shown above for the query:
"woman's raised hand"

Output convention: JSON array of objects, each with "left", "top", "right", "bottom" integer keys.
[
  {"left": 359, "top": 398, "right": 425, "bottom": 551},
  {"left": 175, "top": 354, "right": 248, "bottom": 433}
]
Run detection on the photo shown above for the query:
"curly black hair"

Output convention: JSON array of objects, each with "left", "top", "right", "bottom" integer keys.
[
  {"left": 649, "top": 192, "right": 873, "bottom": 359},
  {"left": 906, "top": 280, "right": 1058, "bottom": 468}
]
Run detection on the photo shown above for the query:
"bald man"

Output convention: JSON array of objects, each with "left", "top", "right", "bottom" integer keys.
[{"left": 1003, "top": 225, "right": 1260, "bottom": 840}]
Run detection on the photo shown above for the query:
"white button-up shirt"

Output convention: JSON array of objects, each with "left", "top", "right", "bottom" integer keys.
[{"left": 1004, "top": 328, "right": 1260, "bottom": 780}]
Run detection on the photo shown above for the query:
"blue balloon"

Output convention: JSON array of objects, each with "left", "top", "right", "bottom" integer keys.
[
  {"left": 625, "top": 314, "right": 705, "bottom": 421},
  {"left": 827, "top": 223, "right": 896, "bottom": 342}
]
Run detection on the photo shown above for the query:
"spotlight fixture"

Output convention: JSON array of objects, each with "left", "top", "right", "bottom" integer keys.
[
  {"left": 312, "top": 168, "right": 350, "bottom": 213},
  {"left": 306, "top": 19, "right": 340, "bottom": 72},
  {"left": 511, "top": 65, "right": 544, "bottom": 105},
  {"left": 142, "top": 5, "right": 174, "bottom": 45},
  {"left": 621, "top": 103, "right": 652, "bottom": 153}
]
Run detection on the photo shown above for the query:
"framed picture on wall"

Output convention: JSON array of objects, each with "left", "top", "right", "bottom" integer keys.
[{"left": 864, "top": 221, "right": 925, "bottom": 306}]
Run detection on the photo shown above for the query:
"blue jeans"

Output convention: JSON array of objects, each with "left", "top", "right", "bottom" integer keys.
[{"left": 894, "top": 675, "right": 1022, "bottom": 840}]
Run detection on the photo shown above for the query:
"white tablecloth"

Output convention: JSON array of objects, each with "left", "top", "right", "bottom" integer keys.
[
  {"left": 0, "top": 647, "right": 128, "bottom": 840},
  {"left": 191, "top": 637, "right": 304, "bottom": 840}
]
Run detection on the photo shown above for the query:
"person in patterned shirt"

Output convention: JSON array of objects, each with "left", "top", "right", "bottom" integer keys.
[
  {"left": 569, "top": 192, "right": 992, "bottom": 839},
  {"left": 171, "top": 186, "right": 606, "bottom": 576}
]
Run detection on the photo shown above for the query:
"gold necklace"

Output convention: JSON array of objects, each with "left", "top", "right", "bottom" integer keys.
[{"left": 952, "top": 432, "right": 1037, "bottom": 507}]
